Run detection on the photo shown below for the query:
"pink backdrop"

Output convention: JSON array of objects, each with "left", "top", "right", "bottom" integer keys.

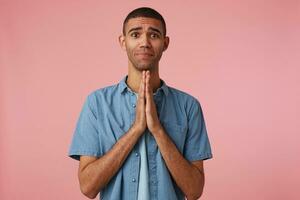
[{"left": 1, "top": 0, "right": 299, "bottom": 199}]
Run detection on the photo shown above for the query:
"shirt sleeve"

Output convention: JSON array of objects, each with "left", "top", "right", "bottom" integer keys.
[
  {"left": 183, "top": 99, "right": 213, "bottom": 161},
  {"left": 68, "top": 93, "right": 101, "bottom": 161}
]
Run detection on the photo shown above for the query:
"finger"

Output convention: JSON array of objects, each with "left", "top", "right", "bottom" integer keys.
[
  {"left": 145, "top": 71, "right": 153, "bottom": 101},
  {"left": 139, "top": 71, "right": 146, "bottom": 101},
  {"left": 148, "top": 71, "right": 153, "bottom": 93},
  {"left": 143, "top": 70, "right": 146, "bottom": 97}
]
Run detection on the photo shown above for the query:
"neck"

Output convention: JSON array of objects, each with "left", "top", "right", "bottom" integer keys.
[{"left": 126, "top": 65, "right": 161, "bottom": 93}]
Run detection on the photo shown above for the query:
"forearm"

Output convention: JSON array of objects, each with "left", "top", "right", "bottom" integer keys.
[
  {"left": 79, "top": 125, "right": 142, "bottom": 198},
  {"left": 152, "top": 127, "right": 205, "bottom": 200}
]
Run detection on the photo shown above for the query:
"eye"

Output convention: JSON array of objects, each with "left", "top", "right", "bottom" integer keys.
[
  {"left": 130, "top": 32, "right": 139, "bottom": 38},
  {"left": 150, "top": 33, "right": 159, "bottom": 39}
]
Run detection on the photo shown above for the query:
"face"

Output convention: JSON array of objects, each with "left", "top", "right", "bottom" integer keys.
[{"left": 119, "top": 17, "right": 169, "bottom": 71}]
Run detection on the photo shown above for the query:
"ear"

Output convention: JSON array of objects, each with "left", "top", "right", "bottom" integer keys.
[
  {"left": 118, "top": 34, "right": 126, "bottom": 51},
  {"left": 163, "top": 36, "right": 169, "bottom": 52}
]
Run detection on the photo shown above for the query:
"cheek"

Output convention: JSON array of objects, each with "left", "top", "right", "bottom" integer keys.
[
  {"left": 155, "top": 45, "right": 165, "bottom": 55},
  {"left": 153, "top": 42, "right": 165, "bottom": 51},
  {"left": 124, "top": 46, "right": 133, "bottom": 56},
  {"left": 125, "top": 43, "right": 136, "bottom": 53}
]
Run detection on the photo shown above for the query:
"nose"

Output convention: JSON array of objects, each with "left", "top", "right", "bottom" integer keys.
[{"left": 139, "top": 33, "right": 151, "bottom": 49}]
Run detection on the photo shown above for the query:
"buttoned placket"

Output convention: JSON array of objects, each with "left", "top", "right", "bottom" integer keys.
[
  {"left": 127, "top": 89, "right": 140, "bottom": 200},
  {"left": 147, "top": 93, "right": 164, "bottom": 200},
  {"left": 126, "top": 87, "right": 166, "bottom": 200}
]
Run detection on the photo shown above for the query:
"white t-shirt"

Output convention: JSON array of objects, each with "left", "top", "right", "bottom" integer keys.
[{"left": 134, "top": 92, "right": 150, "bottom": 200}]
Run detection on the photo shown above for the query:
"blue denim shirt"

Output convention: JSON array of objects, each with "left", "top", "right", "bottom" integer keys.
[{"left": 68, "top": 75, "right": 213, "bottom": 200}]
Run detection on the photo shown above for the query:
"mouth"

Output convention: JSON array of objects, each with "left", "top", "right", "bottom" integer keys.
[{"left": 135, "top": 53, "right": 154, "bottom": 57}]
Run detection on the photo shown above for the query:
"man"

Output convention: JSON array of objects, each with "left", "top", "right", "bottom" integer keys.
[{"left": 68, "top": 7, "right": 213, "bottom": 200}]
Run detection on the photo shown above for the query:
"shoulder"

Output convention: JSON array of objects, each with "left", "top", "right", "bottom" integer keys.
[
  {"left": 167, "top": 86, "right": 201, "bottom": 107},
  {"left": 166, "top": 86, "right": 204, "bottom": 120},
  {"left": 81, "top": 82, "right": 120, "bottom": 110},
  {"left": 87, "top": 83, "right": 119, "bottom": 100},
  {"left": 91, "top": 83, "right": 119, "bottom": 96}
]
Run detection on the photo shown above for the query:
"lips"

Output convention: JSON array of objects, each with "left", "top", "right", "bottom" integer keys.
[{"left": 135, "top": 52, "right": 153, "bottom": 57}]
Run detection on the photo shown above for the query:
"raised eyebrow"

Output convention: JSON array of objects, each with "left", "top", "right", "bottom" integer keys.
[
  {"left": 127, "top": 26, "right": 162, "bottom": 35},
  {"left": 127, "top": 27, "right": 142, "bottom": 34},
  {"left": 148, "top": 27, "right": 162, "bottom": 35}
]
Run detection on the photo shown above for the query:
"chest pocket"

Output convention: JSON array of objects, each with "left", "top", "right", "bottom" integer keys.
[{"left": 160, "top": 121, "right": 187, "bottom": 154}]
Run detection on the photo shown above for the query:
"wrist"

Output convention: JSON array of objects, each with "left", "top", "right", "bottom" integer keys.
[
  {"left": 150, "top": 123, "right": 164, "bottom": 136},
  {"left": 131, "top": 123, "right": 145, "bottom": 135}
]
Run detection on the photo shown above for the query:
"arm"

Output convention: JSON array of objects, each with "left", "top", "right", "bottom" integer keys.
[
  {"left": 152, "top": 127, "right": 205, "bottom": 200},
  {"left": 78, "top": 71, "right": 148, "bottom": 199},
  {"left": 143, "top": 71, "right": 205, "bottom": 200},
  {"left": 78, "top": 125, "right": 142, "bottom": 199}
]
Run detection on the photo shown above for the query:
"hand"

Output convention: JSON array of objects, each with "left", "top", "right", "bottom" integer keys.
[
  {"left": 132, "top": 71, "right": 147, "bottom": 135},
  {"left": 145, "top": 70, "right": 163, "bottom": 134}
]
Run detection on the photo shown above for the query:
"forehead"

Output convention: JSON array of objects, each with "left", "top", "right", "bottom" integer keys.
[{"left": 125, "top": 17, "right": 163, "bottom": 32}]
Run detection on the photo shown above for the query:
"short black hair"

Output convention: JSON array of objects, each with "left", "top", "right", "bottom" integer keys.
[{"left": 122, "top": 7, "right": 166, "bottom": 36}]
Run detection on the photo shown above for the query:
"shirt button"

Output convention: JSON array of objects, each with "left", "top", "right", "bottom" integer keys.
[
  {"left": 132, "top": 178, "right": 136, "bottom": 182},
  {"left": 132, "top": 104, "right": 136, "bottom": 108},
  {"left": 135, "top": 153, "right": 139, "bottom": 157}
]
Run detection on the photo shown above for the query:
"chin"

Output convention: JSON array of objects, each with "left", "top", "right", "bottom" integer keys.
[{"left": 135, "top": 63, "right": 154, "bottom": 71}]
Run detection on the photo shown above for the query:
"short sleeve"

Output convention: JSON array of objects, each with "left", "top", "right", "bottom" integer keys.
[
  {"left": 68, "top": 93, "right": 101, "bottom": 161},
  {"left": 183, "top": 99, "right": 213, "bottom": 161}
]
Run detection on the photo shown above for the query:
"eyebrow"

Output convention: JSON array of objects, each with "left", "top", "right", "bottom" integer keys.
[{"left": 127, "top": 26, "right": 162, "bottom": 35}]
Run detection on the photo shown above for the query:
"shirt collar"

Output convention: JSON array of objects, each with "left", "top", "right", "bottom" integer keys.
[{"left": 118, "top": 75, "right": 169, "bottom": 97}]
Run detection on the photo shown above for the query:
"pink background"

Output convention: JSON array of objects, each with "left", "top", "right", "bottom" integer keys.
[{"left": 1, "top": 0, "right": 299, "bottom": 199}]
